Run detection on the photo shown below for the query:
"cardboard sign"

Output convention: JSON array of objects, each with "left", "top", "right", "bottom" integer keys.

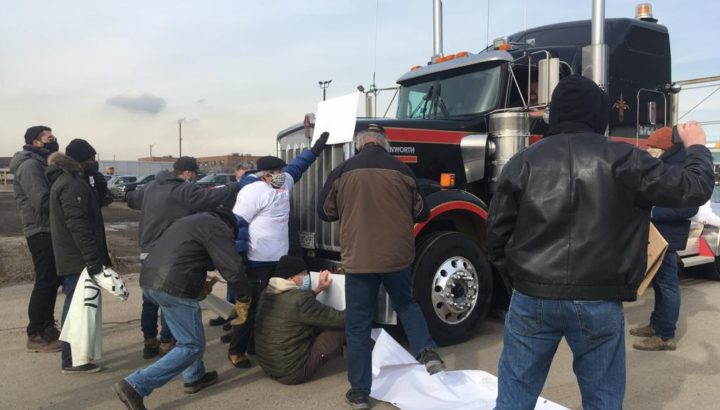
[
  {"left": 311, "top": 92, "right": 361, "bottom": 146},
  {"left": 310, "top": 271, "right": 346, "bottom": 310},
  {"left": 637, "top": 223, "right": 669, "bottom": 297}
]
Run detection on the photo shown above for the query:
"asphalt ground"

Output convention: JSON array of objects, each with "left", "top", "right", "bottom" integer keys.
[{"left": 1, "top": 275, "right": 720, "bottom": 409}]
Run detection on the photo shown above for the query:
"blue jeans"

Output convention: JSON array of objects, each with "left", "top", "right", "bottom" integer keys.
[
  {"left": 60, "top": 274, "right": 80, "bottom": 368},
  {"left": 496, "top": 291, "right": 625, "bottom": 410},
  {"left": 650, "top": 252, "right": 679, "bottom": 339},
  {"left": 140, "top": 294, "right": 173, "bottom": 341},
  {"left": 345, "top": 266, "right": 436, "bottom": 392},
  {"left": 125, "top": 288, "right": 206, "bottom": 397}
]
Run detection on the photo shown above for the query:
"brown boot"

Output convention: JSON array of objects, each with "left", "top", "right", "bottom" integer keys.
[
  {"left": 629, "top": 324, "right": 656, "bottom": 337},
  {"left": 633, "top": 335, "right": 676, "bottom": 351},
  {"left": 27, "top": 333, "right": 61, "bottom": 353}
]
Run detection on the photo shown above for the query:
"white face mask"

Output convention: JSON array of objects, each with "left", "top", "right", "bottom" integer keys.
[{"left": 270, "top": 172, "right": 286, "bottom": 189}]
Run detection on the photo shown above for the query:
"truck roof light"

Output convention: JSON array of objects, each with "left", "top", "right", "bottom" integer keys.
[
  {"left": 493, "top": 37, "right": 512, "bottom": 51},
  {"left": 455, "top": 51, "right": 469, "bottom": 58},
  {"left": 410, "top": 65, "right": 423, "bottom": 71},
  {"left": 436, "top": 54, "right": 456, "bottom": 63},
  {"left": 440, "top": 173, "right": 456, "bottom": 189},
  {"left": 635, "top": 3, "right": 657, "bottom": 22}
]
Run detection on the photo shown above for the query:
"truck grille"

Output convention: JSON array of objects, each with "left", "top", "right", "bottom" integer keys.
[{"left": 280, "top": 141, "right": 353, "bottom": 252}]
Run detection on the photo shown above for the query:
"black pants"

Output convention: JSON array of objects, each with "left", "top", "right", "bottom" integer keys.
[
  {"left": 26, "top": 233, "right": 60, "bottom": 336},
  {"left": 228, "top": 263, "right": 275, "bottom": 356}
]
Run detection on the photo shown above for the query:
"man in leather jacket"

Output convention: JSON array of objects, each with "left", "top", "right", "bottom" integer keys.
[{"left": 487, "top": 74, "right": 715, "bottom": 410}]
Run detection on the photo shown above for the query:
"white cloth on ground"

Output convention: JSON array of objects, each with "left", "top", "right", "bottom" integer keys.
[
  {"left": 370, "top": 328, "right": 569, "bottom": 410},
  {"left": 59, "top": 267, "right": 129, "bottom": 367}
]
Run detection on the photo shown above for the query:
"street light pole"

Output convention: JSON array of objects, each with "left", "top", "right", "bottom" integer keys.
[
  {"left": 318, "top": 79, "right": 332, "bottom": 101},
  {"left": 178, "top": 118, "right": 185, "bottom": 157},
  {"left": 149, "top": 143, "right": 155, "bottom": 158}
]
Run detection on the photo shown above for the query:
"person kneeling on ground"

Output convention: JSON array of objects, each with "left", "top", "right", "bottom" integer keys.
[
  {"left": 113, "top": 206, "right": 251, "bottom": 410},
  {"left": 254, "top": 255, "right": 345, "bottom": 385}
]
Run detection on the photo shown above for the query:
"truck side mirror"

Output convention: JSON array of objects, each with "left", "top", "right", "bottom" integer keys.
[{"left": 538, "top": 58, "right": 560, "bottom": 105}]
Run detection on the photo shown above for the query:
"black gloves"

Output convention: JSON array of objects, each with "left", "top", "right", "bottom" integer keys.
[
  {"left": 87, "top": 264, "right": 104, "bottom": 276},
  {"left": 92, "top": 173, "right": 113, "bottom": 207},
  {"left": 311, "top": 132, "right": 330, "bottom": 155}
]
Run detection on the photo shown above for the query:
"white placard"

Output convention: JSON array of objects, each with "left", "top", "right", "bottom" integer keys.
[
  {"left": 312, "top": 92, "right": 361, "bottom": 146},
  {"left": 309, "top": 271, "right": 346, "bottom": 310}
]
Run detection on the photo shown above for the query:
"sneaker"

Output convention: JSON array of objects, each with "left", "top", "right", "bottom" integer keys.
[
  {"left": 27, "top": 333, "right": 61, "bottom": 353},
  {"left": 629, "top": 324, "right": 656, "bottom": 338},
  {"left": 209, "top": 316, "right": 227, "bottom": 327},
  {"left": 113, "top": 379, "right": 146, "bottom": 410},
  {"left": 43, "top": 326, "right": 61, "bottom": 342},
  {"left": 228, "top": 353, "right": 252, "bottom": 368},
  {"left": 159, "top": 338, "right": 176, "bottom": 357},
  {"left": 417, "top": 349, "right": 446, "bottom": 375},
  {"left": 220, "top": 332, "right": 232, "bottom": 344},
  {"left": 345, "top": 389, "right": 370, "bottom": 410},
  {"left": 183, "top": 370, "right": 218, "bottom": 394},
  {"left": 143, "top": 337, "right": 159, "bottom": 359},
  {"left": 62, "top": 363, "right": 102, "bottom": 374},
  {"left": 633, "top": 335, "right": 676, "bottom": 351}
]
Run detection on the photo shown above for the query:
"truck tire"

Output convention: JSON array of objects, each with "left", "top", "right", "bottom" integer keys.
[{"left": 413, "top": 231, "right": 492, "bottom": 346}]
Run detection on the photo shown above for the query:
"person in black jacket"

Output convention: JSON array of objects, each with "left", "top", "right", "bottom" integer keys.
[
  {"left": 114, "top": 208, "right": 251, "bottom": 410},
  {"left": 487, "top": 75, "right": 714, "bottom": 410},
  {"left": 10, "top": 126, "right": 62, "bottom": 353},
  {"left": 127, "top": 156, "right": 241, "bottom": 359},
  {"left": 631, "top": 127, "right": 698, "bottom": 351},
  {"left": 47, "top": 139, "right": 111, "bottom": 374}
]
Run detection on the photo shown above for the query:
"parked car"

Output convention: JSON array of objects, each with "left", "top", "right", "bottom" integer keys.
[
  {"left": 107, "top": 175, "right": 137, "bottom": 189},
  {"left": 196, "top": 173, "right": 235, "bottom": 189},
  {"left": 110, "top": 174, "right": 155, "bottom": 201}
]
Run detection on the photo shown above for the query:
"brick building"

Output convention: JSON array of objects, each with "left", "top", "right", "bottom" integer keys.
[{"left": 197, "top": 153, "right": 260, "bottom": 173}]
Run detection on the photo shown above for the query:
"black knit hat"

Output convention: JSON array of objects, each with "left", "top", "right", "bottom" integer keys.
[
  {"left": 65, "top": 139, "right": 97, "bottom": 162},
  {"left": 256, "top": 156, "right": 286, "bottom": 172},
  {"left": 274, "top": 255, "right": 308, "bottom": 279},
  {"left": 24, "top": 126, "right": 51, "bottom": 145},
  {"left": 173, "top": 156, "right": 199, "bottom": 172}
]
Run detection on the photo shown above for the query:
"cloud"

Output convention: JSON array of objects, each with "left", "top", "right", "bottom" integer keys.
[{"left": 106, "top": 90, "right": 166, "bottom": 114}]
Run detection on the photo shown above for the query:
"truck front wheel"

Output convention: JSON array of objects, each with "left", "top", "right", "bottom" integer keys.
[{"left": 413, "top": 231, "right": 492, "bottom": 346}]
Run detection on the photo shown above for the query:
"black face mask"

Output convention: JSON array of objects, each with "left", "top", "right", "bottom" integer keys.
[
  {"left": 44, "top": 140, "right": 59, "bottom": 153},
  {"left": 85, "top": 161, "right": 100, "bottom": 175}
]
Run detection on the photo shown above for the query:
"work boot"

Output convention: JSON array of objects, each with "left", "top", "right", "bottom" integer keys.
[
  {"left": 26, "top": 333, "right": 61, "bottom": 353},
  {"left": 416, "top": 348, "right": 446, "bottom": 375},
  {"left": 142, "top": 337, "right": 159, "bottom": 359},
  {"left": 345, "top": 389, "right": 370, "bottom": 410},
  {"left": 183, "top": 370, "right": 218, "bottom": 394},
  {"left": 43, "top": 326, "right": 61, "bottom": 342},
  {"left": 220, "top": 332, "right": 232, "bottom": 344},
  {"left": 633, "top": 335, "right": 676, "bottom": 351},
  {"left": 62, "top": 363, "right": 102, "bottom": 374},
  {"left": 629, "top": 324, "right": 656, "bottom": 338},
  {"left": 222, "top": 322, "right": 232, "bottom": 331},
  {"left": 208, "top": 316, "right": 227, "bottom": 327},
  {"left": 113, "top": 379, "right": 146, "bottom": 410},
  {"left": 158, "top": 338, "right": 176, "bottom": 357}
]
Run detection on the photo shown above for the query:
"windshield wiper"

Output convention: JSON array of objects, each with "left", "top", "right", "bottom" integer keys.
[{"left": 410, "top": 85, "right": 435, "bottom": 119}]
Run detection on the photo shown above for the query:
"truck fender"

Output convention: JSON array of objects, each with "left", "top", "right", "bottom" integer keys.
[{"left": 414, "top": 189, "right": 488, "bottom": 244}]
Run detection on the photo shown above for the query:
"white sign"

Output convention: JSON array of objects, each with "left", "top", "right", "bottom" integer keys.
[
  {"left": 312, "top": 92, "right": 361, "bottom": 146},
  {"left": 310, "top": 271, "right": 346, "bottom": 311}
]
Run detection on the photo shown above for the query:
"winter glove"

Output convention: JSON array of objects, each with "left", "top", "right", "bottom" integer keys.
[
  {"left": 92, "top": 172, "right": 113, "bottom": 207},
  {"left": 87, "top": 263, "right": 104, "bottom": 276},
  {"left": 230, "top": 296, "right": 252, "bottom": 326},
  {"left": 311, "top": 132, "right": 330, "bottom": 155}
]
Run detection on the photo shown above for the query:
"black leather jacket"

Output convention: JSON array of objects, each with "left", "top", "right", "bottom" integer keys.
[{"left": 487, "top": 133, "right": 714, "bottom": 301}]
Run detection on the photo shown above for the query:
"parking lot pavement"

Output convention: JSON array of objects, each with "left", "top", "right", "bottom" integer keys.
[{"left": 1, "top": 274, "right": 719, "bottom": 409}]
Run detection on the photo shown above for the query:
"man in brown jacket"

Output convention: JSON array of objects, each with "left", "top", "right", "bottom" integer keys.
[{"left": 318, "top": 124, "right": 445, "bottom": 410}]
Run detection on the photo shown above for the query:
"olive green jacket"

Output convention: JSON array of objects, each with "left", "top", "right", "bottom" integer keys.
[{"left": 254, "top": 278, "right": 345, "bottom": 378}]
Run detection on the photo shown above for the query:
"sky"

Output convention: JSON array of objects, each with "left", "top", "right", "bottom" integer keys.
[{"left": 1, "top": 0, "right": 719, "bottom": 160}]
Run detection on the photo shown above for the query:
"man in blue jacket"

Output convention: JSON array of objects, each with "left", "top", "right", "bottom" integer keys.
[{"left": 631, "top": 127, "right": 698, "bottom": 351}]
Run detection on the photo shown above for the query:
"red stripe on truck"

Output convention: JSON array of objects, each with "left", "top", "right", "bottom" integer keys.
[
  {"left": 414, "top": 201, "right": 488, "bottom": 237},
  {"left": 385, "top": 127, "right": 467, "bottom": 145}
]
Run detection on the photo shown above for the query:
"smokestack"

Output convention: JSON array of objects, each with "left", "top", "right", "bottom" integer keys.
[
  {"left": 432, "top": 0, "right": 443, "bottom": 61},
  {"left": 589, "top": 0, "right": 607, "bottom": 90}
]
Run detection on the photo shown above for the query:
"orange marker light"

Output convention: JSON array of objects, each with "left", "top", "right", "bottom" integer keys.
[
  {"left": 440, "top": 173, "right": 456, "bottom": 189},
  {"left": 410, "top": 65, "right": 422, "bottom": 71}
]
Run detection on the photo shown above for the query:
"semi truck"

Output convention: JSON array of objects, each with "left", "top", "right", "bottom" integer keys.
[{"left": 277, "top": 2, "right": 689, "bottom": 345}]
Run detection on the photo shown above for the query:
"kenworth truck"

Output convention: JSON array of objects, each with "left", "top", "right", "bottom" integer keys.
[{"left": 277, "top": 2, "right": 687, "bottom": 345}]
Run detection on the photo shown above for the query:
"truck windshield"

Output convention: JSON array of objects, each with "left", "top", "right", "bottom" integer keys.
[{"left": 397, "top": 65, "right": 501, "bottom": 119}]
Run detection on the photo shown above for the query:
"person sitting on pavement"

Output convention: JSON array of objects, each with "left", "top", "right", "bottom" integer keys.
[
  {"left": 254, "top": 255, "right": 345, "bottom": 385},
  {"left": 631, "top": 127, "right": 699, "bottom": 351},
  {"left": 46, "top": 139, "right": 112, "bottom": 374},
  {"left": 114, "top": 206, "right": 252, "bottom": 410},
  {"left": 226, "top": 132, "right": 329, "bottom": 368},
  {"left": 126, "top": 156, "right": 242, "bottom": 359}
]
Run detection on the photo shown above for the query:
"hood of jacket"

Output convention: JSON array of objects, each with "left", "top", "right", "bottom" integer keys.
[
  {"left": 9, "top": 146, "right": 49, "bottom": 174},
  {"left": 46, "top": 152, "right": 83, "bottom": 184},
  {"left": 266, "top": 277, "right": 299, "bottom": 295},
  {"left": 547, "top": 74, "right": 610, "bottom": 137},
  {"left": 155, "top": 169, "right": 183, "bottom": 185}
]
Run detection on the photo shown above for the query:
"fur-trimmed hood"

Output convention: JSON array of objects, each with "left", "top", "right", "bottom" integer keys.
[{"left": 46, "top": 152, "right": 83, "bottom": 184}]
